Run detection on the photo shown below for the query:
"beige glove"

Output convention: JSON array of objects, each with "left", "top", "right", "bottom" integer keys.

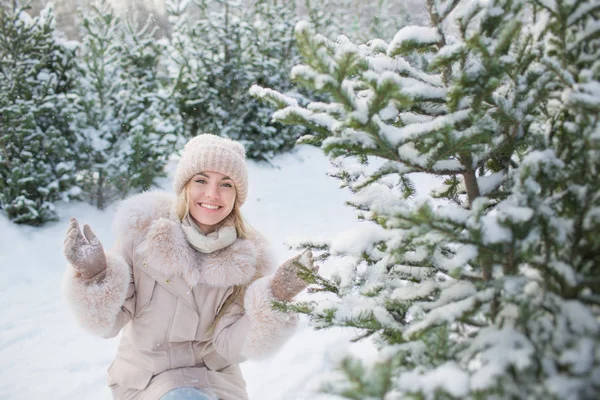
[
  {"left": 63, "top": 217, "right": 107, "bottom": 281},
  {"left": 270, "top": 250, "right": 319, "bottom": 301}
]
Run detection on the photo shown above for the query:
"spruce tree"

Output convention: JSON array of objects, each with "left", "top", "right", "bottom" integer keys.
[
  {"left": 166, "top": 0, "right": 304, "bottom": 160},
  {"left": 0, "top": 2, "right": 79, "bottom": 225},
  {"left": 73, "top": 0, "right": 180, "bottom": 209},
  {"left": 116, "top": 17, "right": 181, "bottom": 198},
  {"left": 253, "top": 0, "right": 600, "bottom": 398}
]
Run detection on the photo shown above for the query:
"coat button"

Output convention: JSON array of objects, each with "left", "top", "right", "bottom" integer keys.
[
  {"left": 142, "top": 261, "right": 148, "bottom": 267},
  {"left": 165, "top": 279, "right": 171, "bottom": 284}
]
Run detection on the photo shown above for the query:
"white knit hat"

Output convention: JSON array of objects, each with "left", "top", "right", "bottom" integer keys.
[{"left": 173, "top": 134, "right": 249, "bottom": 205}]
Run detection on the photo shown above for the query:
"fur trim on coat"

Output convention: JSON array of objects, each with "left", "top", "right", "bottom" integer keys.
[
  {"left": 62, "top": 252, "right": 131, "bottom": 338},
  {"left": 118, "top": 191, "right": 275, "bottom": 288}
]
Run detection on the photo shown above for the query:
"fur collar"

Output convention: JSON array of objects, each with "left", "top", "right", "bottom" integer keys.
[{"left": 113, "top": 191, "right": 275, "bottom": 288}]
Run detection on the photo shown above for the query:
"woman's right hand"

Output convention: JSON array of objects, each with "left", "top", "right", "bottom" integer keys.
[
  {"left": 63, "top": 218, "right": 107, "bottom": 280},
  {"left": 270, "top": 250, "right": 318, "bottom": 301}
]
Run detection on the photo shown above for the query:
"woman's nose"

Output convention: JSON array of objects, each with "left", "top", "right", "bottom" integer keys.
[{"left": 205, "top": 184, "right": 220, "bottom": 199}]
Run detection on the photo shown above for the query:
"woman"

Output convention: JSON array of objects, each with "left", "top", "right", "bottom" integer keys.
[{"left": 62, "top": 134, "right": 317, "bottom": 400}]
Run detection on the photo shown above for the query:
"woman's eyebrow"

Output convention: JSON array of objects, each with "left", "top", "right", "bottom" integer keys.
[{"left": 195, "top": 173, "right": 232, "bottom": 181}]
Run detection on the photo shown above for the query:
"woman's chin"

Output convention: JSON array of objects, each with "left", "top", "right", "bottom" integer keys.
[{"left": 195, "top": 215, "right": 226, "bottom": 230}]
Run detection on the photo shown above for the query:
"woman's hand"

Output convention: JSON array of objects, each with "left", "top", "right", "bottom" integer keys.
[
  {"left": 270, "top": 250, "right": 318, "bottom": 301},
  {"left": 63, "top": 218, "right": 107, "bottom": 281}
]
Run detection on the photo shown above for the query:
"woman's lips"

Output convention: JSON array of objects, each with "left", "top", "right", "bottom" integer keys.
[{"left": 198, "top": 203, "right": 222, "bottom": 211}]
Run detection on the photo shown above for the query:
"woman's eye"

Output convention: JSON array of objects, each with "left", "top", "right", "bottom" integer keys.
[
  {"left": 221, "top": 183, "right": 233, "bottom": 188},
  {"left": 194, "top": 179, "right": 207, "bottom": 184}
]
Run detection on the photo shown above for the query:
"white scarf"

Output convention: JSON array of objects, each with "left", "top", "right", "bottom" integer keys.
[{"left": 180, "top": 213, "right": 237, "bottom": 253}]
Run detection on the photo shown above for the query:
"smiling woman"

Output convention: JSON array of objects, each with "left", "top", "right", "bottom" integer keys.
[{"left": 61, "top": 133, "right": 320, "bottom": 400}]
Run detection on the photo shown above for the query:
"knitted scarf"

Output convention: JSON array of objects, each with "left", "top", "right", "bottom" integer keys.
[{"left": 180, "top": 213, "right": 237, "bottom": 253}]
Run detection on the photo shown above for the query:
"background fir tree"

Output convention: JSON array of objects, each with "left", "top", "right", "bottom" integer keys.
[
  {"left": 73, "top": 0, "right": 180, "bottom": 209},
  {"left": 0, "top": 1, "right": 80, "bottom": 225},
  {"left": 166, "top": 0, "right": 305, "bottom": 160},
  {"left": 253, "top": 0, "right": 600, "bottom": 398},
  {"left": 71, "top": 0, "right": 123, "bottom": 209},
  {"left": 115, "top": 16, "right": 181, "bottom": 198}
]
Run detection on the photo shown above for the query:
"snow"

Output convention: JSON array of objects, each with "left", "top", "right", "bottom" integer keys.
[
  {"left": 559, "top": 338, "right": 595, "bottom": 375},
  {"left": 479, "top": 212, "right": 513, "bottom": 245},
  {"left": 397, "top": 362, "right": 470, "bottom": 398},
  {"left": 570, "top": 19, "right": 600, "bottom": 52},
  {"left": 467, "top": 327, "right": 535, "bottom": 390},
  {"left": 249, "top": 85, "right": 299, "bottom": 108},
  {"left": 333, "top": 294, "right": 397, "bottom": 328},
  {"left": 378, "top": 109, "right": 470, "bottom": 146},
  {"left": 405, "top": 288, "right": 494, "bottom": 338},
  {"left": 477, "top": 171, "right": 505, "bottom": 196},
  {"left": 435, "top": 42, "right": 466, "bottom": 60},
  {"left": 422, "top": 281, "right": 477, "bottom": 311},
  {"left": 0, "top": 145, "right": 366, "bottom": 400},
  {"left": 378, "top": 102, "right": 398, "bottom": 120},
  {"left": 567, "top": 1, "right": 598, "bottom": 26},
  {"left": 4, "top": 0, "right": 600, "bottom": 397},
  {"left": 435, "top": 244, "right": 479, "bottom": 271},
  {"left": 392, "top": 280, "right": 438, "bottom": 301},
  {"left": 560, "top": 300, "right": 599, "bottom": 334},
  {"left": 330, "top": 224, "right": 390, "bottom": 257},
  {"left": 435, "top": 0, "right": 460, "bottom": 19},
  {"left": 295, "top": 20, "right": 312, "bottom": 35},
  {"left": 564, "top": 81, "right": 600, "bottom": 107},
  {"left": 272, "top": 106, "right": 339, "bottom": 131},
  {"left": 388, "top": 26, "right": 441, "bottom": 56},
  {"left": 398, "top": 76, "right": 448, "bottom": 100},
  {"left": 548, "top": 260, "right": 577, "bottom": 286},
  {"left": 367, "top": 56, "right": 443, "bottom": 87}
]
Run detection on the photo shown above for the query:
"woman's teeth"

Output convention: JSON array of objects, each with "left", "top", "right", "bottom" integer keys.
[{"left": 201, "top": 203, "right": 220, "bottom": 210}]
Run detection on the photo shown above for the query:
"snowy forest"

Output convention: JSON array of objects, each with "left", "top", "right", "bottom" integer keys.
[
  {"left": 1, "top": 0, "right": 599, "bottom": 399},
  {"left": 1, "top": 0, "right": 416, "bottom": 223}
]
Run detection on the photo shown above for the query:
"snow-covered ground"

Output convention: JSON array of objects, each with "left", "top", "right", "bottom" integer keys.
[{"left": 0, "top": 145, "right": 377, "bottom": 400}]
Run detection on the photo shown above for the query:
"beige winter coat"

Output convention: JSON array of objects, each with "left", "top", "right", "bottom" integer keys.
[{"left": 63, "top": 191, "right": 297, "bottom": 400}]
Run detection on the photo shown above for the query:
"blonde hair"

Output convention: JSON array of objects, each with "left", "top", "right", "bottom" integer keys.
[{"left": 176, "top": 179, "right": 255, "bottom": 333}]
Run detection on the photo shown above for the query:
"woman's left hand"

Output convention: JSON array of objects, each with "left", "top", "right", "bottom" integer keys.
[{"left": 270, "top": 250, "right": 318, "bottom": 301}]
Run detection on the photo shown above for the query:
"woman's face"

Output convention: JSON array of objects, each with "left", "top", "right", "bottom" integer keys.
[{"left": 187, "top": 171, "right": 237, "bottom": 233}]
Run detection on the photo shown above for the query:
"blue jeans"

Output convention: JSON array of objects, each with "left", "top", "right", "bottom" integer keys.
[{"left": 160, "top": 387, "right": 217, "bottom": 400}]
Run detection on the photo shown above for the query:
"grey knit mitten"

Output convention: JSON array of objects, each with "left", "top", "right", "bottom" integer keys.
[
  {"left": 63, "top": 218, "right": 107, "bottom": 281},
  {"left": 270, "top": 250, "right": 318, "bottom": 301}
]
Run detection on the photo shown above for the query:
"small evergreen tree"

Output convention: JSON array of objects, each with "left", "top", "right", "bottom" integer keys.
[
  {"left": 166, "top": 0, "right": 304, "bottom": 160},
  {"left": 116, "top": 17, "right": 182, "bottom": 198},
  {"left": 0, "top": 1, "right": 79, "bottom": 225},
  {"left": 73, "top": 0, "right": 179, "bottom": 209},
  {"left": 253, "top": 0, "right": 600, "bottom": 398},
  {"left": 71, "top": 0, "right": 123, "bottom": 209}
]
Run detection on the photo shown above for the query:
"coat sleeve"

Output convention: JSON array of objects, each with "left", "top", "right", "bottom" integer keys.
[
  {"left": 62, "top": 237, "right": 136, "bottom": 338},
  {"left": 212, "top": 275, "right": 298, "bottom": 363}
]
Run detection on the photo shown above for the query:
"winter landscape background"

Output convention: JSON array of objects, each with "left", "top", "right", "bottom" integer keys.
[{"left": 2, "top": 0, "right": 599, "bottom": 398}]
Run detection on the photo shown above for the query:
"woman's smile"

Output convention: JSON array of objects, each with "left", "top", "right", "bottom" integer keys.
[{"left": 199, "top": 202, "right": 222, "bottom": 211}]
